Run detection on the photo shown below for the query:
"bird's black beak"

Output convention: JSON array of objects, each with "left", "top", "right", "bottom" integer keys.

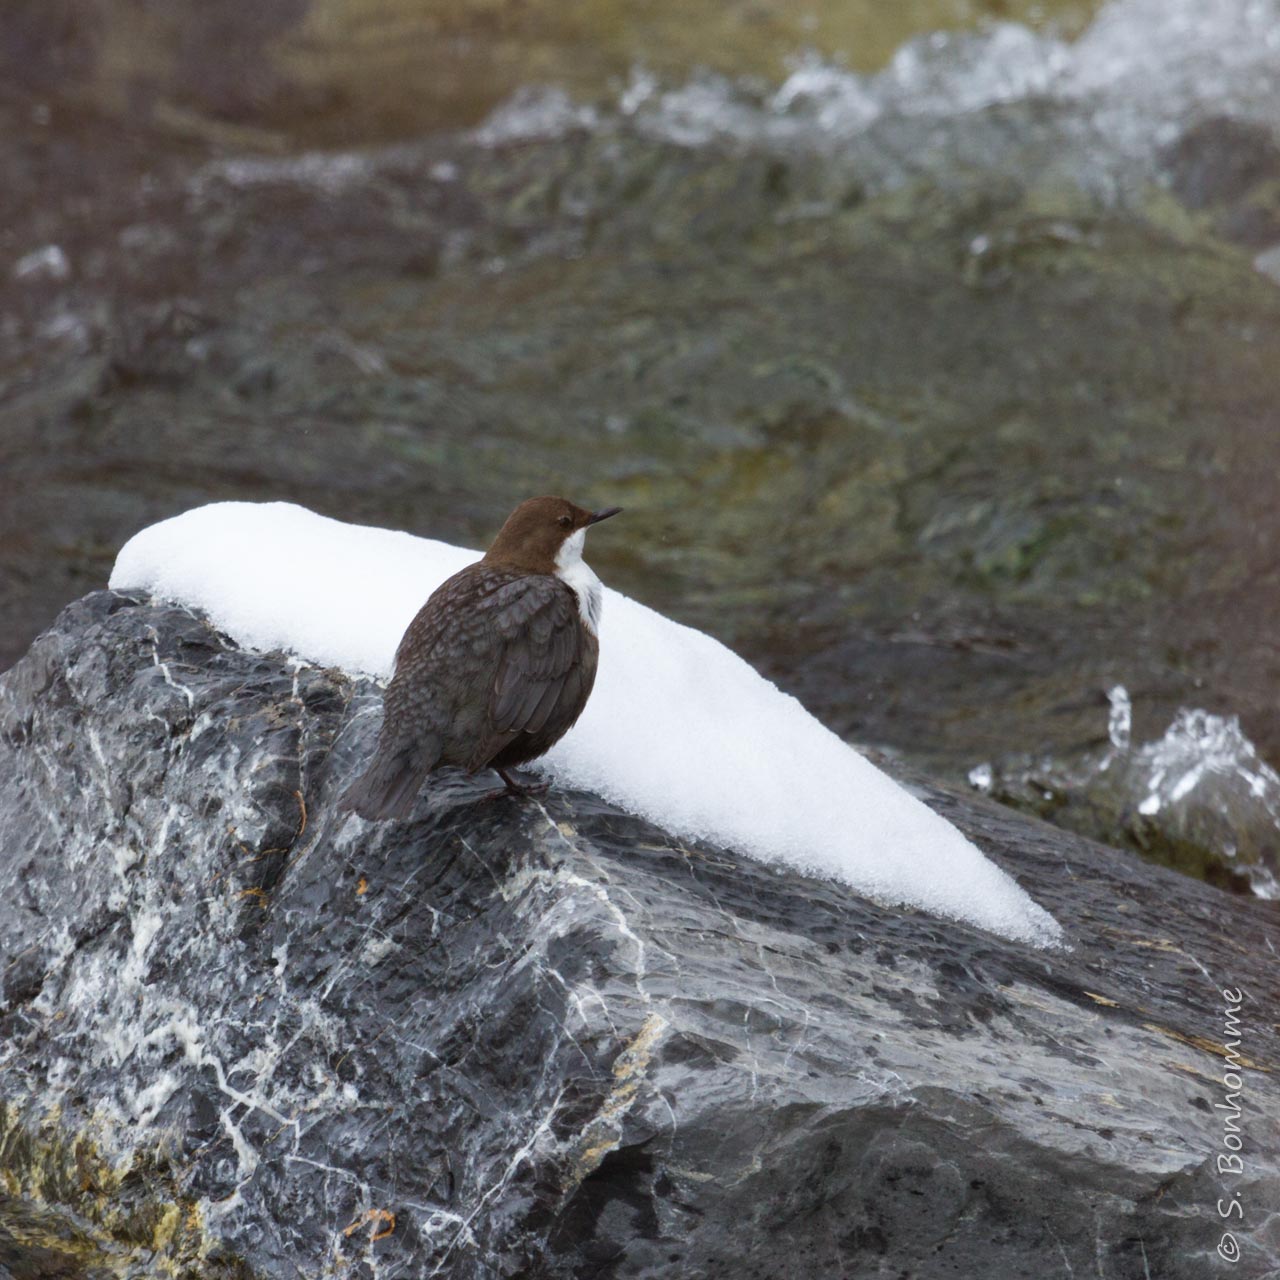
[{"left": 586, "top": 506, "right": 623, "bottom": 525}]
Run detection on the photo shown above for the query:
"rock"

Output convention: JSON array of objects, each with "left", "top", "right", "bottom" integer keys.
[
  {"left": 1, "top": 593, "right": 1277, "bottom": 1276},
  {"left": 1162, "top": 117, "right": 1280, "bottom": 247}
]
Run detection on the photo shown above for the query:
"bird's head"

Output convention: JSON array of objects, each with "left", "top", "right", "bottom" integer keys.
[{"left": 484, "top": 496, "right": 622, "bottom": 573}]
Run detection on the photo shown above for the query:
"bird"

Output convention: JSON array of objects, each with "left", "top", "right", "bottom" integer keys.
[{"left": 338, "top": 496, "right": 622, "bottom": 820}]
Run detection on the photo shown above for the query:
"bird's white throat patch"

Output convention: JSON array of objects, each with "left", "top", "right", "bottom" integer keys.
[{"left": 555, "top": 527, "right": 603, "bottom": 634}]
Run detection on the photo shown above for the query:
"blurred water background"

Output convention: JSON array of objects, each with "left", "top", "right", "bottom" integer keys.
[{"left": 4, "top": 0, "right": 1280, "bottom": 893}]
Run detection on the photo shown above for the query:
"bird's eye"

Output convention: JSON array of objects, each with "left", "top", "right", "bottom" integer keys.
[{"left": 558, "top": 514, "right": 573, "bottom": 529}]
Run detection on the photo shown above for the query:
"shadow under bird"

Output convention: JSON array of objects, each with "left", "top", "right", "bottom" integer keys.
[{"left": 339, "top": 496, "right": 622, "bottom": 820}]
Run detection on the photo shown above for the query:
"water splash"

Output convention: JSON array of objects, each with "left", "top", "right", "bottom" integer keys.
[
  {"left": 970, "top": 687, "right": 1280, "bottom": 897},
  {"left": 1134, "top": 709, "right": 1280, "bottom": 829},
  {"left": 469, "top": 0, "right": 1280, "bottom": 207},
  {"left": 1106, "top": 685, "right": 1132, "bottom": 753},
  {"left": 472, "top": 86, "right": 601, "bottom": 146},
  {"left": 968, "top": 761, "right": 994, "bottom": 794}
]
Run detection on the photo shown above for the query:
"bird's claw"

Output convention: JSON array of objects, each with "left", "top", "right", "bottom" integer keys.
[{"left": 496, "top": 768, "right": 551, "bottom": 798}]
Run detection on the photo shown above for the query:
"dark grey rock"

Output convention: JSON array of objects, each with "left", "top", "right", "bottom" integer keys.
[
  {"left": 1, "top": 593, "right": 1277, "bottom": 1278},
  {"left": 1162, "top": 117, "right": 1280, "bottom": 246}
]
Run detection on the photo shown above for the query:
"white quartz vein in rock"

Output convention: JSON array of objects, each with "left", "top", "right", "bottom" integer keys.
[{"left": 111, "top": 501, "right": 1061, "bottom": 947}]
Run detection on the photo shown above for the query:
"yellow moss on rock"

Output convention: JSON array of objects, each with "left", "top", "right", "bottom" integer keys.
[{"left": 0, "top": 1105, "right": 231, "bottom": 1278}]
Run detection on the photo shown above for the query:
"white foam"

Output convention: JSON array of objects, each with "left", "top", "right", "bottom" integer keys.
[
  {"left": 111, "top": 502, "right": 1062, "bottom": 946},
  {"left": 576, "top": 0, "right": 1280, "bottom": 199}
]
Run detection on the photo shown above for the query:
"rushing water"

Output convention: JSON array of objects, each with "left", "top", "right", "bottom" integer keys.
[
  {"left": 972, "top": 687, "right": 1280, "bottom": 896},
  {"left": 3, "top": 0, "right": 1280, "bottom": 898},
  {"left": 477, "top": 0, "right": 1280, "bottom": 189}
]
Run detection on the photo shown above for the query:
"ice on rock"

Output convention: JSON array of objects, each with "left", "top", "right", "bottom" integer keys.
[{"left": 111, "top": 502, "right": 1062, "bottom": 947}]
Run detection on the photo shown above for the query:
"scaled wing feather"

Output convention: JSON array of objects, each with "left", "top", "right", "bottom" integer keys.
[{"left": 467, "top": 577, "right": 591, "bottom": 771}]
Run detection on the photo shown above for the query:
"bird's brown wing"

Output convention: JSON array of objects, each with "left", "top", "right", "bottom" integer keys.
[
  {"left": 382, "top": 564, "right": 512, "bottom": 737},
  {"left": 341, "top": 564, "right": 514, "bottom": 819},
  {"left": 465, "top": 575, "right": 595, "bottom": 773}
]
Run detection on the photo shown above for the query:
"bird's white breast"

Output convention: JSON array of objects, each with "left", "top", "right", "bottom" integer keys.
[{"left": 555, "top": 528, "right": 603, "bottom": 634}]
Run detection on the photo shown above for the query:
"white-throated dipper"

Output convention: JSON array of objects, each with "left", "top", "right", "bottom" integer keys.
[{"left": 338, "top": 496, "right": 622, "bottom": 820}]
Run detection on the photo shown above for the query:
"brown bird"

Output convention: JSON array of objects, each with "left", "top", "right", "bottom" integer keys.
[{"left": 338, "top": 496, "right": 622, "bottom": 820}]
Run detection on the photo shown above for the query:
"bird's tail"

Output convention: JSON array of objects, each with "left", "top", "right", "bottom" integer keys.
[{"left": 337, "top": 737, "right": 439, "bottom": 822}]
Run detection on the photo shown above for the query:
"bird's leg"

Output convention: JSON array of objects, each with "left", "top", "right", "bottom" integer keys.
[{"left": 496, "top": 767, "right": 551, "bottom": 798}]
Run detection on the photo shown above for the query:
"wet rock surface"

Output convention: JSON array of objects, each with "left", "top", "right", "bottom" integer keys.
[{"left": 1, "top": 593, "right": 1276, "bottom": 1277}]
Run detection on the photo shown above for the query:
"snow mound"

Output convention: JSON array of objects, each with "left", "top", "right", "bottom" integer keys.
[{"left": 111, "top": 502, "right": 1062, "bottom": 947}]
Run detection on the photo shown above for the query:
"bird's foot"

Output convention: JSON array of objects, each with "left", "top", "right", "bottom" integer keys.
[{"left": 496, "top": 767, "right": 551, "bottom": 798}]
